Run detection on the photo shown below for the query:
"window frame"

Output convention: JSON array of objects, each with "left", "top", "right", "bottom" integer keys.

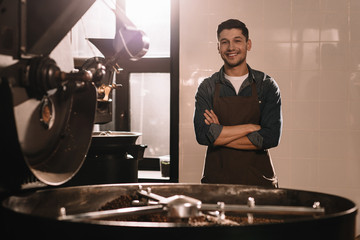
[{"left": 114, "top": 0, "right": 179, "bottom": 182}]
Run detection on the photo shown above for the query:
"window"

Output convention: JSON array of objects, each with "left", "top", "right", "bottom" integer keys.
[
  {"left": 130, "top": 73, "right": 170, "bottom": 158},
  {"left": 125, "top": 0, "right": 170, "bottom": 57}
]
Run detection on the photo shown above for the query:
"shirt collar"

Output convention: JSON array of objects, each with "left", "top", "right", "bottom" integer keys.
[{"left": 219, "top": 64, "right": 256, "bottom": 84}]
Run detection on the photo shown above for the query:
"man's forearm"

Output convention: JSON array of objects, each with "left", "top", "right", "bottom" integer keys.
[
  {"left": 223, "top": 136, "right": 259, "bottom": 150},
  {"left": 204, "top": 109, "right": 260, "bottom": 149},
  {"left": 213, "top": 124, "right": 260, "bottom": 146}
]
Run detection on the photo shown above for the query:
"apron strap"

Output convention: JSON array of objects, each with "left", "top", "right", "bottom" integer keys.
[
  {"left": 251, "top": 81, "right": 258, "bottom": 98},
  {"left": 214, "top": 83, "right": 221, "bottom": 99}
]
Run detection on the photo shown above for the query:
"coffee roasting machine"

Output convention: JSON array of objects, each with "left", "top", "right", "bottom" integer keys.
[
  {"left": 0, "top": 0, "right": 149, "bottom": 188},
  {"left": 0, "top": 0, "right": 357, "bottom": 239}
]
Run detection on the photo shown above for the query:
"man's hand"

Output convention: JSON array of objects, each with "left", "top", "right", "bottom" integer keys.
[
  {"left": 202, "top": 109, "right": 261, "bottom": 150},
  {"left": 204, "top": 109, "right": 220, "bottom": 125}
]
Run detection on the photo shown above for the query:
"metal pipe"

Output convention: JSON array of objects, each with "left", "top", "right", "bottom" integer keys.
[
  {"left": 58, "top": 205, "right": 164, "bottom": 222},
  {"left": 200, "top": 203, "right": 325, "bottom": 216}
]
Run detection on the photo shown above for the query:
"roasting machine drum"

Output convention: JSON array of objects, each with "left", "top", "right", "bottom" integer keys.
[{"left": 2, "top": 183, "right": 357, "bottom": 240}]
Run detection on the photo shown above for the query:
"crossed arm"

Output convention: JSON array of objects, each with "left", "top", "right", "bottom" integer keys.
[{"left": 204, "top": 109, "right": 261, "bottom": 150}]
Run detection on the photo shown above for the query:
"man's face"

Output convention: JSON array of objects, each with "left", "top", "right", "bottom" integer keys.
[{"left": 218, "top": 28, "right": 251, "bottom": 68}]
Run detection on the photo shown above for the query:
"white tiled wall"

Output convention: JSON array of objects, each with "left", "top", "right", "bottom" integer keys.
[{"left": 178, "top": 0, "right": 360, "bottom": 233}]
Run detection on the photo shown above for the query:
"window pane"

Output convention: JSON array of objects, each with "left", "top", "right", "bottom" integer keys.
[
  {"left": 125, "top": 0, "right": 170, "bottom": 57},
  {"left": 130, "top": 73, "right": 170, "bottom": 158}
]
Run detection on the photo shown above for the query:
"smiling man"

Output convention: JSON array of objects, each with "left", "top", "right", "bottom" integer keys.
[{"left": 194, "top": 19, "right": 282, "bottom": 187}]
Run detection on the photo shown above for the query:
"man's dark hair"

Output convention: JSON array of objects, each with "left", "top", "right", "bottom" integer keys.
[{"left": 217, "top": 19, "right": 249, "bottom": 41}]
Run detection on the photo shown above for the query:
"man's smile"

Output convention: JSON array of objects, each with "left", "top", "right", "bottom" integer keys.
[
  {"left": 227, "top": 53, "right": 238, "bottom": 57},
  {"left": 225, "top": 52, "right": 240, "bottom": 59}
]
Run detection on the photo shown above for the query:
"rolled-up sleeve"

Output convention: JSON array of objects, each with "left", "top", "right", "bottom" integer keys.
[
  {"left": 194, "top": 78, "right": 221, "bottom": 146},
  {"left": 247, "top": 131, "right": 264, "bottom": 148},
  {"left": 249, "top": 77, "right": 282, "bottom": 150}
]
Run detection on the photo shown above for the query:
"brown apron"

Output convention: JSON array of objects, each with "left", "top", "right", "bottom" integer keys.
[{"left": 201, "top": 82, "right": 278, "bottom": 188}]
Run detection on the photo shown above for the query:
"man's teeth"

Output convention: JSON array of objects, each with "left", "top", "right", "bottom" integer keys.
[{"left": 228, "top": 53, "right": 237, "bottom": 57}]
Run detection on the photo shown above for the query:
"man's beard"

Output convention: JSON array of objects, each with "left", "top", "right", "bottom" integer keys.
[
  {"left": 224, "top": 57, "right": 246, "bottom": 68},
  {"left": 222, "top": 52, "right": 247, "bottom": 68}
]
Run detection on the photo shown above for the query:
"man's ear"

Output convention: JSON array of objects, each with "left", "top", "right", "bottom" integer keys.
[
  {"left": 217, "top": 42, "right": 220, "bottom": 53},
  {"left": 247, "top": 39, "right": 252, "bottom": 51}
]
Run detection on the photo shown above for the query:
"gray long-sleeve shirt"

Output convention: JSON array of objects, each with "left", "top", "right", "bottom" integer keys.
[{"left": 193, "top": 65, "right": 282, "bottom": 150}]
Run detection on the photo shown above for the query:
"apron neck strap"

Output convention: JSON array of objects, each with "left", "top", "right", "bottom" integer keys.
[
  {"left": 214, "top": 83, "right": 221, "bottom": 99},
  {"left": 251, "top": 81, "right": 258, "bottom": 98}
]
